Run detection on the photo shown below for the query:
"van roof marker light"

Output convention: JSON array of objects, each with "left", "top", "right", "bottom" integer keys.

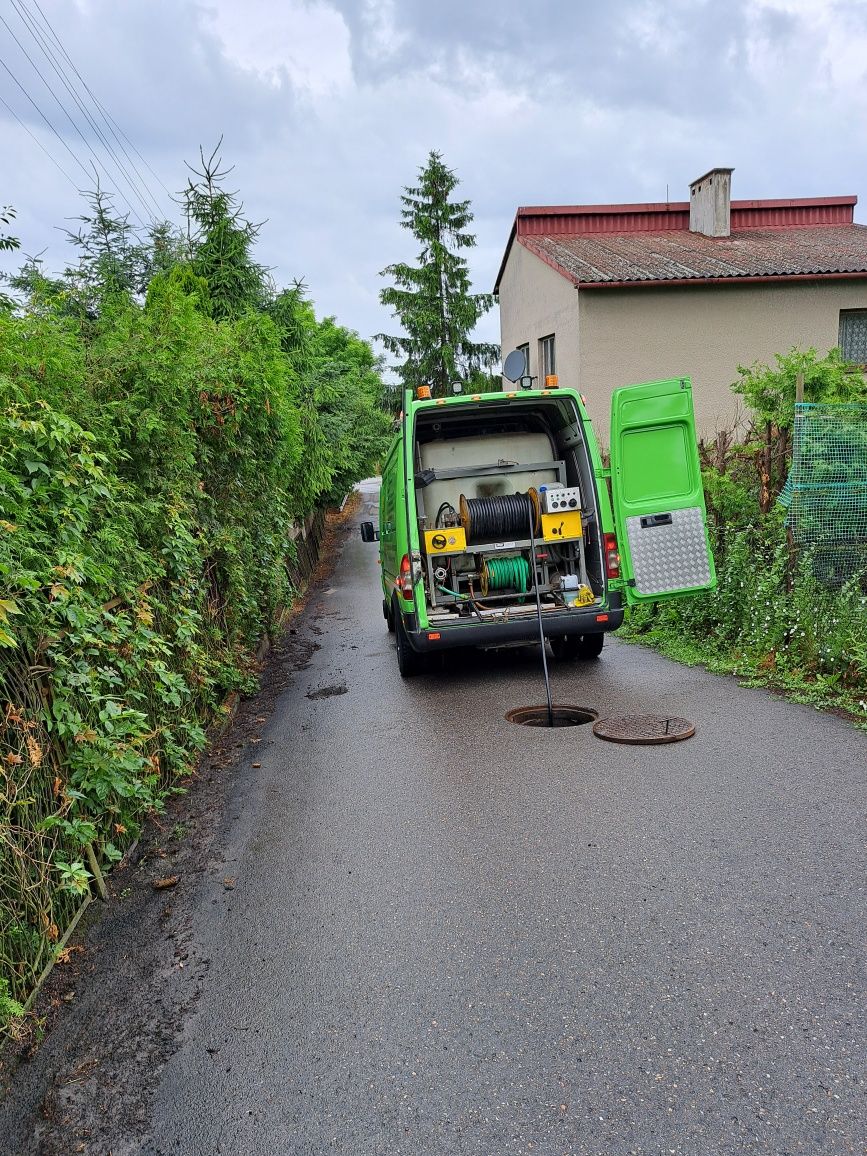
[{"left": 417, "top": 385, "right": 432, "bottom": 399}]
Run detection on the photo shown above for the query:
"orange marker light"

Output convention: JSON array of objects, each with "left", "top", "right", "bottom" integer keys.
[
  {"left": 428, "top": 632, "right": 441, "bottom": 640},
  {"left": 417, "top": 385, "right": 432, "bottom": 399},
  {"left": 545, "top": 374, "right": 559, "bottom": 388}
]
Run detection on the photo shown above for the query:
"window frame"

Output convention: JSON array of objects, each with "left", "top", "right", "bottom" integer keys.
[
  {"left": 516, "top": 342, "right": 530, "bottom": 379},
  {"left": 838, "top": 309, "right": 867, "bottom": 365},
  {"left": 539, "top": 333, "right": 556, "bottom": 382}
]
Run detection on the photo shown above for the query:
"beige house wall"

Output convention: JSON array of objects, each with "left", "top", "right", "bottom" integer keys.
[
  {"left": 498, "top": 239, "right": 867, "bottom": 443},
  {"left": 578, "top": 279, "right": 867, "bottom": 441},
  {"left": 498, "top": 241, "right": 580, "bottom": 386}
]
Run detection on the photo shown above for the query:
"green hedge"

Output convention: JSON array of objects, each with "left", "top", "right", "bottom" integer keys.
[{"left": 0, "top": 279, "right": 390, "bottom": 1017}]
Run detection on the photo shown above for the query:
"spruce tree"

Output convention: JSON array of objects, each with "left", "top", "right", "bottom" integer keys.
[{"left": 377, "top": 151, "right": 499, "bottom": 397}]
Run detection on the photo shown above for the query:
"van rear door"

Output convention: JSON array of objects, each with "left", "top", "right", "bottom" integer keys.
[{"left": 609, "top": 377, "right": 715, "bottom": 606}]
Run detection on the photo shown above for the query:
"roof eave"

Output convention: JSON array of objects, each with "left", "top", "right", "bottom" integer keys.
[
  {"left": 493, "top": 216, "right": 518, "bottom": 295},
  {"left": 577, "top": 270, "right": 867, "bottom": 291}
]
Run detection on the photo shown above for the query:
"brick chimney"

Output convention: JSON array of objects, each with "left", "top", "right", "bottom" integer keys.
[{"left": 689, "top": 167, "right": 734, "bottom": 237}]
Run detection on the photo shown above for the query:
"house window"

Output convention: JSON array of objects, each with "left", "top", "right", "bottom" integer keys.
[
  {"left": 839, "top": 310, "right": 867, "bottom": 363},
  {"left": 516, "top": 343, "right": 529, "bottom": 378},
  {"left": 539, "top": 334, "right": 556, "bottom": 382}
]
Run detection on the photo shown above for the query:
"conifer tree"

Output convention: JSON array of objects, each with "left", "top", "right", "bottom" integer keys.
[
  {"left": 183, "top": 142, "right": 267, "bottom": 321},
  {"left": 377, "top": 151, "right": 499, "bottom": 397}
]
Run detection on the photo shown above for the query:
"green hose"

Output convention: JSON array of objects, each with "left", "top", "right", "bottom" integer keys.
[{"left": 482, "top": 555, "right": 530, "bottom": 600}]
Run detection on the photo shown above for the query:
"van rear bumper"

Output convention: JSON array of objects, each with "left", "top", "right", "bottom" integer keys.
[{"left": 406, "top": 594, "right": 624, "bottom": 652}]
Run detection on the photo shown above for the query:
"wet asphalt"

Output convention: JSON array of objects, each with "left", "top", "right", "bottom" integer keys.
[{"left": 130, "top": 479, "right": 865, "bottom": 1155}]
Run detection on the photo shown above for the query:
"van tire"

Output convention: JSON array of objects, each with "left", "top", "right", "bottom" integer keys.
[
  {"left": 383, "top": 598, "right": 395, "bottom": 633},
  {"left": 552, "top": 632, "right": 604, "bottom": 661},
  {"left": 394, "top": 602, "right": 425, "bottom": 677}
]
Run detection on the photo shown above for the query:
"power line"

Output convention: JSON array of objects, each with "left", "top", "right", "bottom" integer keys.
[
  {"left": 0, "top": 88, "right": 79, "bottom": 191},
  {"left": 0, "top": 9, "right": 148, "bottom": 225},
  {"left": 29, "top": 0, "right": 173, "bottom": 206},
  {"left": 9, "top": 0, "right": 165, "bottom": 221},
  {"left": 0, "top": 54, "right": 95, "bottom": 185}
]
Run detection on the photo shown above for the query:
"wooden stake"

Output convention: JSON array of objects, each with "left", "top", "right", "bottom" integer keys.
[{"left": 85, "top": 842, "right": 108, "bottom": 902}]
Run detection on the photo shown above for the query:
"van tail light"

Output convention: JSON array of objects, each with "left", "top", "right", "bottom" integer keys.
[
  {"left": 399, "top": 554, "right": 414, "bottom": 598},
  {"left": 604, "top": 533, "right": 621, "bottom": 579}
]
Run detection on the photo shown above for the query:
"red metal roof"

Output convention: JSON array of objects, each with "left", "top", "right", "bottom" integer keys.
[
  {"left": 523, "top": 225, "right": 867, "bottom": 287},
  {"left": 493, "top": 195, "right": 864, "bottom": 292}
]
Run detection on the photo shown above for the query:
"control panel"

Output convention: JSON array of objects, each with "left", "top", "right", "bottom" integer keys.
[{"left": 541, "top": 485, "right": 582, "bottom": 513}]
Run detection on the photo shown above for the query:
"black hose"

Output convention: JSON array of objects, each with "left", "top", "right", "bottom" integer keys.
[
  {"left": 528, "top": 505, "right": 554, "bottom": 728},
  {"left": 461, "top": 492, "right": 538, "bottom": 544}
]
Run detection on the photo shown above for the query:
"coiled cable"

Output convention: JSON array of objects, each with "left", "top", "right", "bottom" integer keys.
[{"left": 459, "top": 490, "right": 540, "bottom": 543}]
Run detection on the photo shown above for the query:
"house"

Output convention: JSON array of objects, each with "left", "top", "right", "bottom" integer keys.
[{"left": 494, "top": 168, "right": 867, "bottom": 439}]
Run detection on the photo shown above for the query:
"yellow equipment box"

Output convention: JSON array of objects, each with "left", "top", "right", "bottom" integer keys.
[
  {"left": 541, "top": 511, "right": 583, "bottom": 541},
  {"left": 424, "top": 526, "right": 467, "bottom": 554}
]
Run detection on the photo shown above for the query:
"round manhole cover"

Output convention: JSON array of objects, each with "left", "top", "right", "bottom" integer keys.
[
  {"left": 592, "top": 714, "right": 695, "bottom": 745},
  {"left": 506, "top": 704, "right": 598, "bottom": 728}
]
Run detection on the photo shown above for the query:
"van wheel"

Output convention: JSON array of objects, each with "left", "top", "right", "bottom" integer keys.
[
  {"left": 394, "top": 603, "right": 425, "bottom": 677},
  {"left": 383, "top": 598, "right": 395, "bottom": 633},
  {"left": 576, "top": 632, "right": 604, "bottom": 659},
  {"left": 552, "top": 633, "right": 604, "bottom": 661}
]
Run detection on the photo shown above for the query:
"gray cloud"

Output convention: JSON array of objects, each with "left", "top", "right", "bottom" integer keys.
[{"left": 2, "top": 0, "right": 867, "bottom": 362}]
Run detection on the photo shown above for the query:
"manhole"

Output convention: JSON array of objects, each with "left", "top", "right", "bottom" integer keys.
[
  {"left": 506, "top": 704, "right": 598, "bottom": 728},
  {"left": 592, "top": 714, "right": 695, "bottom": 745}
]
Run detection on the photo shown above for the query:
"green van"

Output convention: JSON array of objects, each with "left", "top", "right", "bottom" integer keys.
[{"left": 360, "top": 372, "right": 715, "bottom": 676}]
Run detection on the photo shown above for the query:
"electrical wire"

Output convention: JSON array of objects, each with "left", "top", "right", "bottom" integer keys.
[
  {"left": 0, "top": 89, "right": 79, "bottom": 191},
  {"left": 9, "top": 0, "right": 164, "bottom": 221},
  {"left": 29, "top": 0, "right": 173, "bottom": 201},
  {"left": 0, "top": 55, "right": 93, "bottom": 185},
  {"left": 1, "top": 6, "right": 151, "bottom": 225}
]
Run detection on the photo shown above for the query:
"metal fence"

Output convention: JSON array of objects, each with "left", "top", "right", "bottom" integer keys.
[{"left": 779, "top": 402, "right": 867, "bottom": 584}]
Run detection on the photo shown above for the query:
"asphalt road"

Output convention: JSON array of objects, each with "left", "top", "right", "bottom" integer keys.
[{"left": 5, "top": 482, "right": 866, "bottom": 1154}]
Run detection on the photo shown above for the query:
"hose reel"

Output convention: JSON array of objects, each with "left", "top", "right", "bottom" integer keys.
[{"left": 459, "top": 489, "right": 541, "bottom": 544}]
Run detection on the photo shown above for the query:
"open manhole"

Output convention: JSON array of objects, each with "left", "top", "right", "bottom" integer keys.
[
  {"left": 592, "top": 714, "right": 695, "bottom": 745},
  {"left": 506, "top": 704, "right": 598, "bottom": 728}
]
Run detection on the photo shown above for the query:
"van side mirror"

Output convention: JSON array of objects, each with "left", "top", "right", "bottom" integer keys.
[{"left": 359, "top": 521, "right": 379, "bottom": 543}]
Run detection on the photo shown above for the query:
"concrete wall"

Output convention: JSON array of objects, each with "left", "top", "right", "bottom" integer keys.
[
  {"left": 578, "top": 279, "right": 867, "bottom": 442},
  {"left": 498, "top": 241, "right": 579, "bottom": 387}
]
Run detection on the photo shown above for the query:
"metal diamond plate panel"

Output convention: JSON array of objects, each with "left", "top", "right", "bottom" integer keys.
[{"left": 626, "top": 506, "right": 712, "bottom": 595}]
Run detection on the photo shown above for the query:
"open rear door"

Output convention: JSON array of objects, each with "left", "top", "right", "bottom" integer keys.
[{"left": 609, "top": 377, "right": 716, "bottom": 606}]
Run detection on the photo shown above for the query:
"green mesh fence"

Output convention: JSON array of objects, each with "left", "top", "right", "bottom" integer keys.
[{"left": 779, "top": 402, "right": 867, "bottom": 585}]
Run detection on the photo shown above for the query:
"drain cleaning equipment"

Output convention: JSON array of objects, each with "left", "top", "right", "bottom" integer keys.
[
  {"left": 480, "top": 555, "right": 529, "bottom": 598},
  {"left": 460, "top": 491, "right": 540, "bottom": 544}
]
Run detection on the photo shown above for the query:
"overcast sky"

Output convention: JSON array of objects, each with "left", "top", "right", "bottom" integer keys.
[{"left": 2, "top": 0, "right": 866, "bottom": 360}]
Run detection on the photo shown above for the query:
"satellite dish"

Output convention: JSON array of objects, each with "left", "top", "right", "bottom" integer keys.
[{"left": 503, "top": 349, "right": 527, "bottom": 383}]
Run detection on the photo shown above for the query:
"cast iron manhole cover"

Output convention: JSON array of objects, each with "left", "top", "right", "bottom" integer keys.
[
  {"left": 592, "top": 714, "right": 695, "bottom": 745},
  {"left": 506, "top": 704, "right": 598, "bottom": 728}
]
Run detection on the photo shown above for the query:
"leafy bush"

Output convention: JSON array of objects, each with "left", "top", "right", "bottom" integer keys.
[
  {"left": 622, "top": 348, "right": 867, "bottom": 724},
  {"left": 0, "top": 169, "right": 391, "bottom": 1010}
]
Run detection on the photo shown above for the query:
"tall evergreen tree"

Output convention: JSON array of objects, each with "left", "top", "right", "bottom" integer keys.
[
  {"left": 377, "top": 151, "right": 499, "bottom": 397},
  {"left": 183, "top": 142, "right": 268, "bottom": 321}
]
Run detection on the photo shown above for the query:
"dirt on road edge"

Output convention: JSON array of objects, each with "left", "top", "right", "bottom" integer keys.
[{"left": 0, "top": 496, "right": 362, "bottom": 1155}]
